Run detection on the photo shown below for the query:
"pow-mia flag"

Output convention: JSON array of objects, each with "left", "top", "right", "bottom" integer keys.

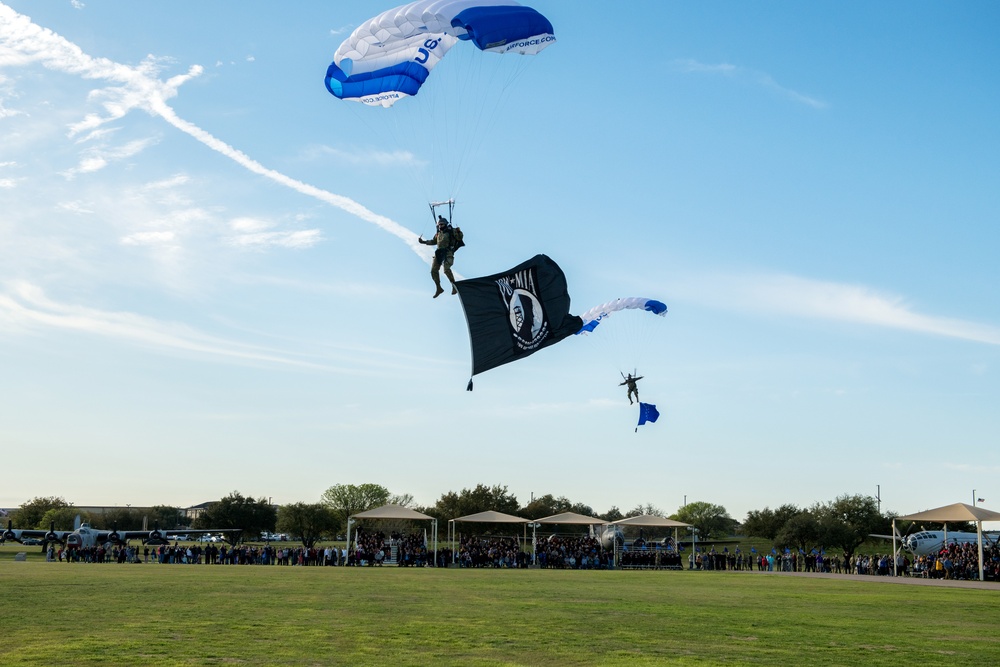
[{"left": 456, "top": 255, "right": 583, "bottom": 389}]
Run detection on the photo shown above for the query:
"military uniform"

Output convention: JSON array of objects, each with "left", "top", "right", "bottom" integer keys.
[
  {"left": 419, "top": 221, "right": 458, "bottom": 297},
  {"left": 620, "top": 375, "right": 642, "bottom": 404}
]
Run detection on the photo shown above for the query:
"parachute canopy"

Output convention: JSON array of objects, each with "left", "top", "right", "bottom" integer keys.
[
  {"left": 326, "top": 0, "right": 556, "bottom": 107},
  {"left": 576, "top": 298, "right": 668, "bottom": 334}
]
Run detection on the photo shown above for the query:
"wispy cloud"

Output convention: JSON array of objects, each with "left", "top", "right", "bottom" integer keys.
[
  {"left": 62, "top": 136, "right": 157, "bottom": 178},
  {"left": 673, "top": 58, "right": 827, "bottom": 109},
  {"left": 304, "top": 144, "right": 425, "bottom": 168},
  {"left": 57, "top": 200, "right": 94, "bottom": 214},
  {"left": 0, "top": 280, "right": 332, "bottom": 370},
  {"left": 680, "top": 272, "right": 1000, "bottom": 345},
  {"left": 225, "top": 217, "right": 322, "bottom": 249},
  {"left": 0, "top": 4, "right": 432, "bottom": 264}
]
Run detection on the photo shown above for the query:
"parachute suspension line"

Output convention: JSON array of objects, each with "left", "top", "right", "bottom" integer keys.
[
  {"left": 428, "top": 199, "right": 455, "bottom": 224},
  {"left": 449, "top": 53, "right": 539, "bottom": 200}
]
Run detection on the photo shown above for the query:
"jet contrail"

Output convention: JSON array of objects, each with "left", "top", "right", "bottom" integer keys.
[{"left": 0, "top": 3, "right": 432, "bottom": 263}]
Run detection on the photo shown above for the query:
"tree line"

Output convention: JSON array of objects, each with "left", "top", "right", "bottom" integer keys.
[{"left": 8, "top": 486, "right": 946, "bottom": 561}]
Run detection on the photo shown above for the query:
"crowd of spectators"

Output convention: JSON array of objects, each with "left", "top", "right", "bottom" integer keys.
[
  {"left": 39, "top": 530, "right": 1000, "bottom": 582},
  {"left": 536, "top": 535, "right": 612, "bottom": 569},
  {"left": 348, "top": 530, "right": 432, "bottom": 567},
  {"left": 616, "top": 537, "right": 682, "bottom": 569},
  {"left": 456, "top": 536, "right": 529, "bottom": 568}
]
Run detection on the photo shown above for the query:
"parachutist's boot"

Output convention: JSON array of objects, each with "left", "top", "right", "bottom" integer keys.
[
  {"left": 432, "top": 275, "right": 444, "bottom": 298},
  {"left": 451, "top": 283, "right": 458, "bottom": 295},
  {"left": 445, "top": 269, "right": 458, "bottom": 295}
]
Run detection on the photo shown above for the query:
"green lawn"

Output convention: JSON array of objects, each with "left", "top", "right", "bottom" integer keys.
[{"left": 1, "top": 557, "right": 997, "bottom": 666}]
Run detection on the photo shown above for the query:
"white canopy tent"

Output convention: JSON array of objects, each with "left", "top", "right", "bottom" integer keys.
[
  {"left": 893, "top": 502, "right": 1000, "bottom": 580},
  {"left": 448, "top": 510, "right": 530, "bottom": 565},
  {"left": 611, "top": 515, "right": 692, "bottom": 545},
  {"left": 531, "top": 512, "right": 608, "bottom": 565},
  {"left": 347, "top": 504, "right": 438, "bottom": 566}
]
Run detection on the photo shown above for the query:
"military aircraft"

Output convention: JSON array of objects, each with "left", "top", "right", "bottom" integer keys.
[
  {"left": 870, "top": 527, "right": 999, "bottom": 557},
  {"left": 899, "top": 529, "right": 998, "bottom": 557},
  {"left": 2, "top": 519, "right": 239, "bottom": 549}
]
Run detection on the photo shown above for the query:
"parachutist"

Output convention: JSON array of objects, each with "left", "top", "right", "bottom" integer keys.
[
  {"left": 619, "top": 372, "right": 643, "bottom": 405},
  {"left": 419, "top": 215, "right": 462, "bottom": 298}
]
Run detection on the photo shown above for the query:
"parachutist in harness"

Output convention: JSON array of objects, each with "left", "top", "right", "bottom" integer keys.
[
  {"left": 619, "top": 372, "right": 643, "bottom": 405},
  {"left": 418, "top": 212, "right": 464, "bottom": 298}
]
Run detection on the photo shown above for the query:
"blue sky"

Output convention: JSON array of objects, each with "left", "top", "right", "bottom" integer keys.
[{"left": 1, "top": 1, "right": 998, "bottom": 522}]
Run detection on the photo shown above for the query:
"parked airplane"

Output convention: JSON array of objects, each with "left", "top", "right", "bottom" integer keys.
[
  {"left": 900, "top": 529, "right": 998, "bottom": 557},
  {"left": 871, "top": 528, "right": 999, "bottom": 557},
  {"left": 2, "top": 519, "right": 239, "bottom": 549}
]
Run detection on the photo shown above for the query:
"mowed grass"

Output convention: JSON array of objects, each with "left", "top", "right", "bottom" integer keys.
[{"left": 1, "top": 558, "right": 998, "bottom": 666}]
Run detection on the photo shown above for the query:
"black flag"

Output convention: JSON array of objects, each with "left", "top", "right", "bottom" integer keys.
[{"left": 456, "top": 255, "right": 583, "bottom": 385}]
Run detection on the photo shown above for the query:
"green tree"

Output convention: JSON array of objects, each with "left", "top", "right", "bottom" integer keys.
[
  {"left": 39, "top": 507, "right": 92, "bottom": 531},
  {"left": 424, "top": 484, "right": 521, "bottom": 537},
  {"left": 672, "top": 501, "right": 735, "bottom": 541},
  {"left": 388, "top": 493, "right": 415, "bottom": 508},
  {"left": 520, "top": 494, "right": 594, "bottom": 520},
  {"left": 430, "top": 484, "right": 520, "bottom": 521},
  {"left": 276, "top": 503, "right": 340, "bottom": 548},
  {"left": 520, "top": 494, "right": 567, "bottom": 519},
  {"left": 13, "top": 496, "right": 70, "bottom": 529},
  {"left": 743, "top": 504, "right": 802, "bottom": 541},
  {"left": 194, "top": 491, "right": 276, "bottom": 544},
  {"left": 813, "top": 494, "right": 886, "bottom": 561},
  {"left": 321, "top": 483, "right": 391, "bottom": 527},
  {"left": 626, "top": 503, "right": 665, "bottom": 518},
  {"left": 97, "top": 507, "right": 144, "bottom": 531},
  {"left": 774, "top": 511, "right": 819, "bottom": 553},
  {"left": 147, "top": 505, "right": 184, "bottom": 530},
  {"left": 600, "top": 506, "right": 624, "bottom": 522}
]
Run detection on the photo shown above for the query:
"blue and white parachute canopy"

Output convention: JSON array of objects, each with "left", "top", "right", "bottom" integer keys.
[
  {"left": 325, "top": 0, "right": 555, "bottom": 107},
  {"left": 576, "top": 297, "right": 668, "bottom": 335}
]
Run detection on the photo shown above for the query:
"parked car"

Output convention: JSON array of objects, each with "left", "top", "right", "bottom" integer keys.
[{"left": 21, "top": 537, "right": 43, "bottom": 546}]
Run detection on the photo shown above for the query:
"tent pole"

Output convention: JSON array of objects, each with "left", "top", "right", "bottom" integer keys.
[
  {"left": 977, "top": 520, "right": 984, "bottom": 581},
  {"left": 892, "top": 519, "right": 898, "bottom": 577}
]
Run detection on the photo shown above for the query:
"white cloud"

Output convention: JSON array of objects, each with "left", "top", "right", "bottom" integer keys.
[
  {"left": 229, "top": 216, "right": 271, "bottom": 233},
  {"left": 62, "top": 136, "right": 158, "bottom": 178},
  {"left": 0, "top": 177, "right": 15, "bottom": 188},
  {"left": 120, "top": 230, "right": 176, "bottom": 246},
  {"left": 673, "top": 58, "right": 827, "bottom": 109},
  {"left": 142, "top": 173, "right": 189, "bottom": 190},
  {"left": 0, "top": 4, "right": 431, "bottom": 263},
  {"left": 0, "top": 100, "right": 23, "bottom": 118},
  {"left": 679, "top": 272, "right": 1000, "bottom": 346},
  {"left": 70, "top": 1, "right": 86, "bottom": 10},
  {"left": 305, "top": 144, "right": 425, "bottom": 168},
  {"left": 245, "top": 55, "right": 255, "bottom": 63},
  {"left": 57, "top": 200, "right": 94, "bottom": 214},
  {"left": 227, "top": 229, "right": 322, "bottom": 250},
  {"left": 0, "top": 280, "right": 333, "bottom": 370}
]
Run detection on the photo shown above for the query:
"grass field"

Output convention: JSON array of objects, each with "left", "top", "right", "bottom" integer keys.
[{"left": 1, "top": 555, "right": 998, "bottom": 666}]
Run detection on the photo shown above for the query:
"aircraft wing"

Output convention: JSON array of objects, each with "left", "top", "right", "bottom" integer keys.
[{"left": 2, "top": 521, "right": 70, "bottom": 543}]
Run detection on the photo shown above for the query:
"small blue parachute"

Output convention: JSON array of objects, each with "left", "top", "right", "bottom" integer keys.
[{"left": 326, "top": 1, "right": 555, "bottom": 107}]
